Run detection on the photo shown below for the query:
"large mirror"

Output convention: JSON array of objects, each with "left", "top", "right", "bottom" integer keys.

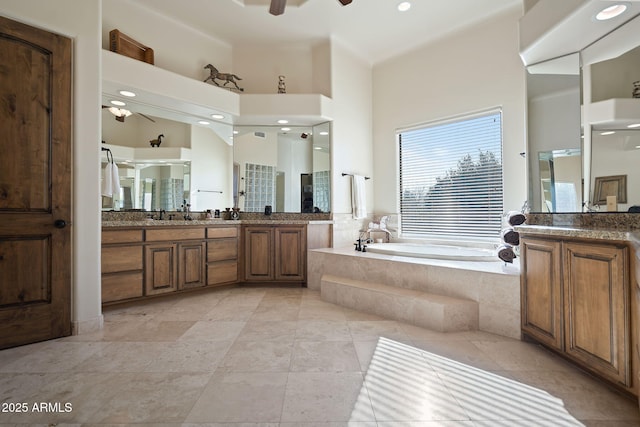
[
  {"left": 587, "top": 44, "right": 640, "bottom": 211},
  {"left": 233, "top": 122, "right": 331, "bottom": 213},
  {"left": 101, "top": 108, "right": 234, "bottom": 211},
  {"left": 101, "top": 98, "right": 332, "bottom": 214},
  {"left": 526, "top": 55, "right": 583, "bottom": 212}
]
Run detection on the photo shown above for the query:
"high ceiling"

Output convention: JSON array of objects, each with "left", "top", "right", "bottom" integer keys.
[{"left": 131, "top": 0, "right": 522, "bottom": 64}]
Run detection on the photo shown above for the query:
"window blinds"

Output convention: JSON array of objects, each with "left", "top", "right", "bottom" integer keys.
[{"left": 399, "top": 111, "right": 503, "bottom": 240}]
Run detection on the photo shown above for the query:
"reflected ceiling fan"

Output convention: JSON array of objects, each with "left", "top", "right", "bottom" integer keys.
[
  {"left": 101, "top": 105, "right": 156, "bottom": 123},
  {"left": 269, "top": 0, "right": 352, "bottom": 16}
]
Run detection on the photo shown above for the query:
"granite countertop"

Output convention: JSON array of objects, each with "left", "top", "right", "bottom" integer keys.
[
  {"left": 102, "top": 219, "right": 334, "bottom": 228},
  {"left": 515, "top": 224, "right": 640, "bottom": 243}
]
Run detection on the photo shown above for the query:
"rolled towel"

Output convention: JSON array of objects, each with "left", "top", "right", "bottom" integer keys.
[
  {"left": 501, "top": 227, "right": 520, "bottom": 246},
  {"left": 497, "top": 244, "right": 516, "bottom": 263},
  {"left": 505, "top": 211, "right": 526, "bottom": 226}
]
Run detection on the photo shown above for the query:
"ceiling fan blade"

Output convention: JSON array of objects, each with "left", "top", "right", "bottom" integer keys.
[
  {"left": 138, "top": 113, "right": 156, "bottom": 123},
  {"left": 115, "top": 115, "right": 125, "bottom": 123},
  {"left": 269, "top": 0, "right": 286, "bottom": 16},
  {"left": 337, "top": 0, "right": 352, "bottom": 5}
]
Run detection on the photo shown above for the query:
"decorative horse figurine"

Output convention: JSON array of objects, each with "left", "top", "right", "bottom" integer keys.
[
  {"left": 203, "top": 64, "right": 244, "bottom": 92},
  {"left": 149, "top": 134, "right": 164, "bottom": 147}
]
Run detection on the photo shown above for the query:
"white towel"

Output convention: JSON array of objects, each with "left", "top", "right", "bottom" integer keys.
[
  {"left": 111, "top": 161, "right": 121, "bottom": 198},
  {"left": 102, "top": 161, "right": 121, "bottom": 198},
  {"left": 102, "top": 162, "right": 113, "bottom": 197},
  {"left": 351, "top": 175, "right": 367, "bottom": 219}
]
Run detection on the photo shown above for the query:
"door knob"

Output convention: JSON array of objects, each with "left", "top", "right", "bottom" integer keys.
[{"left": 54, "top": 219, "right": 67, "bottom": 229}]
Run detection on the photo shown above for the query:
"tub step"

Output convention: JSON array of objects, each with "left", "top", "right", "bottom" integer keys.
[{"left": 321, "top": 274, "right": 478, "bottom": 332}]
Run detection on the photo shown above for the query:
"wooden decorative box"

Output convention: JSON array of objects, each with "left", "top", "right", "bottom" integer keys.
[{"left": 109, "top": 29, "right": 154, "bottom": 65}]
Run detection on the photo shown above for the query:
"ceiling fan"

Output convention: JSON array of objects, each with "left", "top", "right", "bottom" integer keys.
[
  {"left": 101, "top": 105, "right": 156, "bottom": 123},
  {"left": 269, "top": 0, "right": 352, "bottom": 16}
]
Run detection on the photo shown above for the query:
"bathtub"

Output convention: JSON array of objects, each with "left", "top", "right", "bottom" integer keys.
[{"left": 365, "top": 242, "right": 499, "bottom": 261}]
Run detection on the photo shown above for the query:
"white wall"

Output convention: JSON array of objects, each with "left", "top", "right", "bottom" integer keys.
[
  {"left": 190, "top": 125, "right": 234, "bottom": 211},
  {"left": 102, "top": 0, "right": 232, "bottom": 81},
  {"left": 233, "top": 44, "right": 314, "bottom": 94},
  {"left": 277, "top": 136, "right": 313, "bottom": 212},
  {"left": 328, "top": 41, "right": 374, "bottom": 247},
  {"left": 372, "top": 5, "right": 527, "bottom": 220},
  {"left": 0, "top": 0, "right": 103, "bottom": 333}
]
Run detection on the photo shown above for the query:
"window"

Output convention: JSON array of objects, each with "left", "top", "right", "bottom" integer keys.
[{"left": 399, "top": 110, "right": 503, "bottom": 240}]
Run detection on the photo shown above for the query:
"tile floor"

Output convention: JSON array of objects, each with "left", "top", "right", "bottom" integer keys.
[{"left": 1, "top": 285, "right": 639, "bottom": 426}]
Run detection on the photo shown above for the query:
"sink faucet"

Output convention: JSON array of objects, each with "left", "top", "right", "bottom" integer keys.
[{"left": 159, "top": 209, "right": 166, "bottom": 220}]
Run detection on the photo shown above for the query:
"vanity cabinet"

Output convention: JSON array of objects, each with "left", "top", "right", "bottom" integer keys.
[
  {"left": 521, "top": 237, "right": 563, "bottom": 350},
  {"left": 243, "top": 225, "right": 306, "bottom": 282},
  {"left": 521, "top": 235, "right": 634, "bottom": 393},
  {"left": 145, "top": 227, "right": 206, "bottom": 294},
  {"left": 101, "top": 229, "right": 144, "bottom": 303},
  {"left": 145, "top": 243, "right": 178, "bottom": 295},
  {"left": 207, "top": 226, "right": 239, "bottom": 286}
]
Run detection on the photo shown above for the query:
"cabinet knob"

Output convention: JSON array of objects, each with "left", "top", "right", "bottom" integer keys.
[{"left": 54, "top": 219, "right": 67, "bottom": 229}]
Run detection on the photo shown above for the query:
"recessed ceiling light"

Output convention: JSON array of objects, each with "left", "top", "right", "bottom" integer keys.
[
  {"left": 281, "top": 127, "right": 291, "bottom": 131},
  {"left": 118, "top": 90, "right": 136, "bottom": 97},
  {"left": 627, "top": 123, "right": 640, "bottom": 128},
  {"left": 277, "top": 119, "right": 289, "bottom": 124},
  {"left": 211, "top": 114, "right": 225, "bottom": 120},
  {"left": 595, "top": 4, "right": 628, "bottom": 21},
  {"left": 319, "top": 131, "right": 329, "bottom": 136},
  {"left": 233, "top": 130, "right": 239, "bottom": 135},
  {"left": 198, "top": 120, "right": 210, "bottom": 125},
  {"left": 110, "top": 100, "right": 126, "bottom": 106},
  {"left": 397, "top": 1, "right": 411, "bottom": 12},
  {"left": 314, "top": 146, "right": 322, "bottom": 150},
  {"left": 600, "top": 131, "right": 616, "bottom": 135}
]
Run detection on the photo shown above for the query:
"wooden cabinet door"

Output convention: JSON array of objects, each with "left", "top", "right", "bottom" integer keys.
[
  {"left": 178, "top": 242, "right": 206, "bottom": 289},
  {"left": 0, "top": 17, "right": 72, "bottom": 349},
  {"left": 145, "top": 244, "right": 178, "bottom": 295},
  {"left": 275, "top": 226, "right": 306, "bottom": 281},
  {"left": 563, "top": 242, "right": 630, "bottom": 387},
  {"left": 244, "top": 227, "right": 274, "bottom": 281},
  {"left": 521, "top": 237, "right": 563, "bottom": 349}
]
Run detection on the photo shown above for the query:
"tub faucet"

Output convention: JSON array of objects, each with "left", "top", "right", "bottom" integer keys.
[{"left": 354, "top": 237, "right": 372, "bottom": 252}]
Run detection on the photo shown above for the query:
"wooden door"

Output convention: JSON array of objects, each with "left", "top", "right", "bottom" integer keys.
[
  {"left": 0, "top": 17, "right": 72, "bottom": 349},
  {"left": 520, "top": 237, "right": 563, "bottom": 349},
  {"left": 244, "top": 227, "right": 274, "bottom": 281},
  {"left": 563, "top": 241, "right": 630, "bottom": 387},
  {"left": 275, "top": 226, "right": 306, "bottom": 281}
]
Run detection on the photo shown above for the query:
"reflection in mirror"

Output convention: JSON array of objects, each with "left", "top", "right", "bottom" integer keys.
[
  {"left": 526, "top": 56, "right": 582, "bottom": 212},
  {"left": 233, "top": 123, "right": 331, "bottom": 213},
  {"left": 586, "top": 44, "right": 640, "bottom": 211},
  {"left": 591, "top": 130, "right": 640, "bottom": 211},
  {"left": 102, "top": 160, "right": 190, "bottom": 211},
  {"left": 101, "top": 108, "right": 233, "bottom": 211},
  {"left": 538, "top": 149, "right": 582, "bottom": 212}
]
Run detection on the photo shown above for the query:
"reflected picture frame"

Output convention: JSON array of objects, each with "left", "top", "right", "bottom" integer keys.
[{"left": 593, "top": 174, "right": 627, "bottom": 205}]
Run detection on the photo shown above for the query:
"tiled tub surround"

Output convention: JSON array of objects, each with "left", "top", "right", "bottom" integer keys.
[{"left": 308, "top": 247, "right": 522, "bottom": 339}]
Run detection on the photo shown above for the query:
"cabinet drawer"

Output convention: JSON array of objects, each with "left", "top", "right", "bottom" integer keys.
[
  {"left": 145, "top": 228, "right": 205, "bottom": 242},
  {"left": 102, "top": 245, "right": 143, "bottom": 273},
  {"left": 102, "top": 229, "right": 143, "bottom": 244},
  {"left": 208, "top": 239, "right": 238, "bottom": 261},
  {"left": 102, "top": 272, "right": 143, "bottom": 303},
  {"left": 208, "top": 261, "right": 238, "bottom": 286},
  {"left": 207, "top": 227, "right": 238, "bottom": 238}
]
